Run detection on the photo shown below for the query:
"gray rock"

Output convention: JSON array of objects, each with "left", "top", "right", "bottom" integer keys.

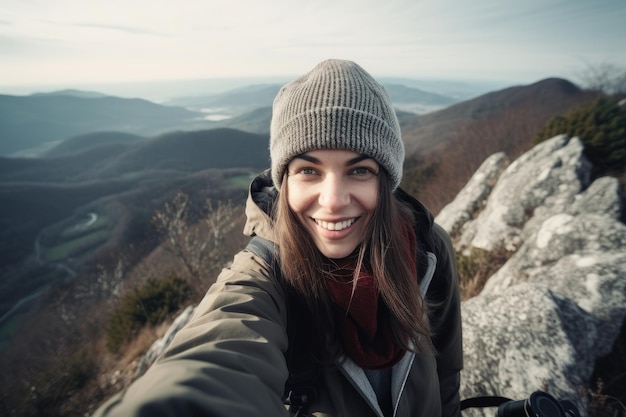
[
  {"left": 135, "top": 305, "right": 196, "bottom": 377},
  {"left": 457, "top": 135, "right": 591, "bottom": 252},
  {"left": 461, "top": 283, "right": 596, "bottom": 414},
  {"left": 568, "top": 176, "right": 623, "bottom": 219},
  {"left": 437, "top": 135, "right": 625, "bottom": 414},
  {"left": 435, "top": 152, "right": 508, "bottom": 237},
  {"left": 484, "top": 213, "right": 626, "bottom": 298}
]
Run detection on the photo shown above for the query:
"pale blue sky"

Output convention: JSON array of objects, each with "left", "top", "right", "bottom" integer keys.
[{"left": 1, "top": 0, "right": 624, "bottom": 94}]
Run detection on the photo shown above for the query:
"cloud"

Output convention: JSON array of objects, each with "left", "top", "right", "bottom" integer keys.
[
  {"left": 0, "top": 0, "right": 625, "bottom": 87},
  {"left": 66, "top": 22, "right": 169, "bottom": 36}
]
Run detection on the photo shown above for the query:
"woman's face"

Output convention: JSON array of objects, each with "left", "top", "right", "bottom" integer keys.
[{"left": 286, "top": 149, "right": 379, "bottom": 259}]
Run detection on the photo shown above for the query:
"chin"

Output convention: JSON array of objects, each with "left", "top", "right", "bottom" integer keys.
[{"left": 318, "top": 244, "right": 359, "bottom": 260}]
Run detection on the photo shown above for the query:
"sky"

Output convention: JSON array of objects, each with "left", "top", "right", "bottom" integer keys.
[{"left": 1, "top": 0, "right": 625, "bottom": 98}]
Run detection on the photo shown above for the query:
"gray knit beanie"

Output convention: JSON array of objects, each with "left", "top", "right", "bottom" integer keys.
[{"left": 270, "top": 59, "right": 404, "bottom": 190}]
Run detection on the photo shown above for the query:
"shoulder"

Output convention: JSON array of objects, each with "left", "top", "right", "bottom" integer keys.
[{"left": 190, "top": 247, "right": 289, "bottom": 324}]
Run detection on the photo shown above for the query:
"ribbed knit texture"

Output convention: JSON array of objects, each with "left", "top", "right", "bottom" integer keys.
[{"left": 270, "top": 59, "right": 404, "bottom": 190}]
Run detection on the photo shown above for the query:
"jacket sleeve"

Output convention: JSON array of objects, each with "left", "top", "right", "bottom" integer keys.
[
  {"left": 429, "top": 223, "right": 464, "bottom": 417},
  {"left": 93, "top": 250, "right": 291, "bottom": 417}
]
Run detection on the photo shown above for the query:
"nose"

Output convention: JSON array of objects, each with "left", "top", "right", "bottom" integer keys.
[{"left": 318, "top": 174, "right": 350, "bottom": 211}]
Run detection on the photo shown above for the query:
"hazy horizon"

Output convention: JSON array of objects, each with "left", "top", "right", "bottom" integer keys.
[
  {"left": 2, "top": 0, "right": 625, "bottom": 98},
  {"left": 0, "top": 73, "right": 518, "bottom": 102}
]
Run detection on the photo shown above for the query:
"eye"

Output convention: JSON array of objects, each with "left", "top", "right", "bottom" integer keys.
[
  {"left": 288, "top": 166, "right": 319, "bottom": 178},
  {"left": 351, "top": 167, "right": 372, "bottom": 175},
  {"left": 349, "top": 166, "right": 378, "bottom": 177},
  {"left": 298, "top": 167, "right": 318, "bottom": 175}
]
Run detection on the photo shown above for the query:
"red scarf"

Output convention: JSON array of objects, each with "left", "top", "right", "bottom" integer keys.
[{"left": 326, "top": 224, "right": 417, "bottom": 369}]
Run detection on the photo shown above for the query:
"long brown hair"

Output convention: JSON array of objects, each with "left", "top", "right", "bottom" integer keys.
[{"left": 274, "top": 168, "right": 433, "bottom": 360}]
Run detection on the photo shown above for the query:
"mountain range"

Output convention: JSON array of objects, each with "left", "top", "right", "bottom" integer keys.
[
  {"left": 0, "top": 92, "right": 206, "bottom": 156},
  {"left": 0, "top": 76, "right": 599, "bottom": 322},
  {"left": 0, "top": 82, "right": 461, "bottom": 158}
]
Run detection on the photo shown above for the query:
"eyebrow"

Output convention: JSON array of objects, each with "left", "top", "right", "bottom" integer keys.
[{"left": 295, "top": 153, "right": 373, "bottom": 165}]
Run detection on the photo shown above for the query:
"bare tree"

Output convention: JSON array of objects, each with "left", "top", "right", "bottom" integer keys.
[
  {"left": 152, "top": 191, "right": 199, "bottom": 279},
  {"left": 203, "top": 199, "right": 237, "bottom": 270},
  {"left": 152, "top": 191, "right": 236, "bottom": 283},
  {"left": 577, "top": 61, "right": 626, "bottom": 94}
]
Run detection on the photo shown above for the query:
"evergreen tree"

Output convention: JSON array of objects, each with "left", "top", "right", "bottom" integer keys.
[{"left": 534, "top": 97, "right": 626, "bottom": 175}]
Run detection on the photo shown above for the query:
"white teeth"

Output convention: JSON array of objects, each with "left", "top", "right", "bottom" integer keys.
[{"left": 316, "top": 218, "right": 356, "bottom": 231}]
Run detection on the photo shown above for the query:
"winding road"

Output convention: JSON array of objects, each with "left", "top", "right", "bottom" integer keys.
[{"left": 0, "top": 213, "right": 97, "bottom": 326}]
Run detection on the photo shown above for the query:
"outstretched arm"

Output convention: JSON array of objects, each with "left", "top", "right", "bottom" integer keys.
[{"left": 93, "top": 250, "right": 290, "bottom": 417}]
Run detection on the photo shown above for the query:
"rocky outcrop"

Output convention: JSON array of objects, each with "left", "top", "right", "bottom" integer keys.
[
  {"left": 436, "top": 135, "right": 625, "bottom": 415},
  {"left": 435, "top": 152, "right": 508, "bottom": 238}
]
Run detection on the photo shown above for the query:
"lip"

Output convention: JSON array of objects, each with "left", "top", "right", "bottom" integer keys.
[{"left": 311, "top": 216, "right": 361, "bottom": 240}]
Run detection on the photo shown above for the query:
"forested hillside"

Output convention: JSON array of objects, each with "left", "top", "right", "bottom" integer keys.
[{"left": 0, "top": 128, "right": 269, "bottom": 324}]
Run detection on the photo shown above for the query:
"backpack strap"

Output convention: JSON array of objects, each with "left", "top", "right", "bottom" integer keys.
[
  {"left": 460, "top": 396, "right": 513, "bottom": 410},
  {"left": 245, "top": 236, "right": 319, "bottom": 417}
]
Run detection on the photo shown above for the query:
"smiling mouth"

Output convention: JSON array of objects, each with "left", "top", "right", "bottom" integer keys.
[{"left": 314, "top": 217, "right": 357, "bottom": 231}]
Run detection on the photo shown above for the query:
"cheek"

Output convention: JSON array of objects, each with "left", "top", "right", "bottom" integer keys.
[
  {"left": 359, "top": 184, "right": 379, "bottom": 212},
  {"left": 286, "top": 184, "right": 309, "bottom": 214}
]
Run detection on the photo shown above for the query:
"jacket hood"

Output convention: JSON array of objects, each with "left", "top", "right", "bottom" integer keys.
[
  {"left": 242, "top": 169, "right": 436, "bottom": 247},
  {"left": 243, "top": 169, "right": 278, "bottom": 242}
]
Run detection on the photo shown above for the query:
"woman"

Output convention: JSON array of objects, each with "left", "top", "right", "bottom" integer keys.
[{"left": 94, "top": 59, "right": 463, "bottom": 417}]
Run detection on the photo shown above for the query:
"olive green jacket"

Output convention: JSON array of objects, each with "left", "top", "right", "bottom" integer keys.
[{"left": 94, "top": 170, "right": 463, "bottom": 417}]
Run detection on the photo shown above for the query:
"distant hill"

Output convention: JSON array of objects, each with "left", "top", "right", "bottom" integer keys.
[
  {"left": 44, "top": 131, "right": 146, "bottom": 157},
  {"left": 30, "top": 89, "right": 111, "bottom": 99},
  {"left": 165, "top": 84, "right": 282, "bottom": 113},
  {"left": 0, "top": 93, "right": 208, "bottom": 156},
  {"left": 1, "top": 128, "right": 268, "bottom": 183},
  {"left": 399, "top": 77, "right": 600, "bottom": 212},
  {"left": 382, "top": 84, "right": 456, "bottom": 113},
  {"left": 0, "top": 81, "right": 463, "bottom": 157},
  {"left": 166, "top": 82, "right": 456, "bottom": 111},
  {"left": 39, "top": 128, "right": 268, "bottom": 177},
  {"left": 378, "top": 77, "right": 510, "bottom": 101},
  {"left": 165, "top": 82, "right": 460, "bottom": 127},
  {"left": 210, "top": 106, "right": 420, "bottom": 137},
  {"left": 0, "top": 143, "right": 134, "bottom": 182},
  {"left": 211, "top": 107, "right": 273, "bottom": 134},
  {"left": 401, "top": 78, "right": 592, "bottom": 156},
  {"left": 92, "top": 128, "right": 270, "bottom": 179}
]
